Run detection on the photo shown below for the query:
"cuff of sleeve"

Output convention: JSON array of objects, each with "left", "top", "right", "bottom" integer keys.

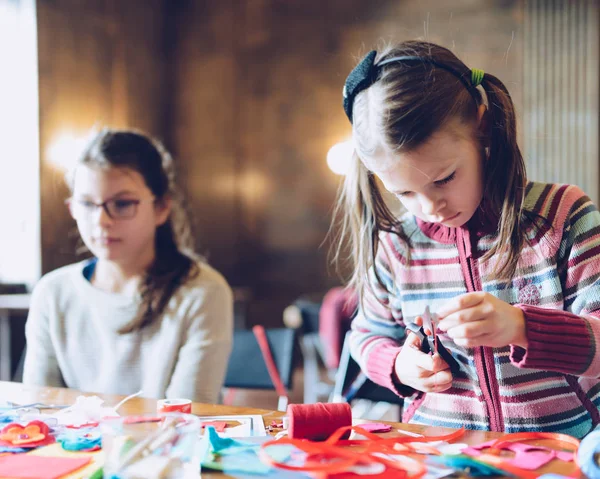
[
  {"left": 510, "top": 304, "right": 592, "bottom": 374},
  {"left": 364, "top": 342, "right": 415, "bottom": 397}
]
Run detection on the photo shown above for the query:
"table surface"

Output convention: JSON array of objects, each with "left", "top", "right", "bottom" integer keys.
[{"left": 0, "top": 381, "right": 584, "bottom": 478}]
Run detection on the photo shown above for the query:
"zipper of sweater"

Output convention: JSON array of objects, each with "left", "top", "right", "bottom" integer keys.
[{"left": 461, "top": 229, "right": 504, "bottom": 432}]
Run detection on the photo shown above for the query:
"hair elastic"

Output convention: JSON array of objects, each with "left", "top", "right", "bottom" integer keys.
[{"left": 471, "top": 68, "right": 485, "bottom": 87}]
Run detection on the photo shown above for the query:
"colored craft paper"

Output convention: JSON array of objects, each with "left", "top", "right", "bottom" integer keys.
[
  {"left": 357, "top": 423, "right": 392, "bottom": 433},
  {"left": 0, "top": 421, "right": 55, "bottom": 448},
  {"left": 200, "top": 426, "right": 293, "bottom": 476},
  {"left": 200, "top": 421, "right": 228, "bottom": 432},
  {"left": 462, "top": 440, "right": 573, "bottom": 470},
  {"left": 431, "top": 455, "right": 508, "bottom": 477},
  {"left": 57, "top": 430, "right": 102, "bottom": 452},
  {"left": 0, "top": 455, "right": 91, "bottom": 479}
]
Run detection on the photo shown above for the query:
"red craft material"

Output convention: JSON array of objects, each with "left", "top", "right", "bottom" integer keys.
[
  {"left": 358, "top": 423, "right": 392, "bottom": 433},
  {"left": 287, "top": 402, "right": 352, "bottom": 441},
  {"left": 0, "top": 455, "right": 91, "bottom": 479},
  {"left": 260, "top": 424, "right": 466, "bottom": 477},
  {"left": 156, "top": 398, "right": 192, "bottom": 414},
  {"left": 0, "top": 421, "right": 55, "bottom": 448},
  {"left": 200, "top": 421, "right": 228, "bottom": 433}
]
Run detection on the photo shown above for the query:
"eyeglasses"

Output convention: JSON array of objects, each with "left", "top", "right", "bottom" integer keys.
[{"left": 66, "top": 197, "right": 155, "bottom": 220}]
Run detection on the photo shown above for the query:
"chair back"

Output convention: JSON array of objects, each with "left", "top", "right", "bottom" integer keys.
[
  {"left": 331, "top": 332, "right": 404, "bottom": 406},
  {"left": 224, "top": 327, "right": 297, "bottom": 391}
]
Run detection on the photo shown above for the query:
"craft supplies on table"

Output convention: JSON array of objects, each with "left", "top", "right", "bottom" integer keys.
[
  {"left": 100, "top": 413, "right": 201, "bottom": 479},
  {"left": 0, "top": 389, "right": 586, "bottom": 479},
  {"left": 197, "top": 414, "right": 266, "bottom": 437}
]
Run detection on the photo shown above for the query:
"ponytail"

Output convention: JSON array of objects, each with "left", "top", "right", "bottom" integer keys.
[{"left": 478, "top": 73, "right": 528, "bottom": 280}]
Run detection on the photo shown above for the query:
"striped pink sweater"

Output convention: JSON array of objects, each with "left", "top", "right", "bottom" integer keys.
[{"left": 350, "top": 182, "right": 600, "bottom": 438}]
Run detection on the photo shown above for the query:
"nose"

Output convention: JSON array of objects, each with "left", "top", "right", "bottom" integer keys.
[
  {"left": 93, "top": 204, "right": 114, "bottom": 228},
  {"left": 419, "top": 194, "right": 445, "bottom": 217}
]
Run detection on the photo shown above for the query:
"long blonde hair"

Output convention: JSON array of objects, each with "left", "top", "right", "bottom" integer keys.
[{"left": 332, "top": 41, "right": 529, "bottom": 303}]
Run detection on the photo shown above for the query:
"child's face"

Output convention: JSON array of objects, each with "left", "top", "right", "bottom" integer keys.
[
  {"left": 69, "top": 165, "right": 170, "bottom": 268},
  {"left": 371, "top": 121, "right": 484, "bottom": 228}
]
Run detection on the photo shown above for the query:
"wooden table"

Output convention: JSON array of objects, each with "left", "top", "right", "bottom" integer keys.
[{"left": 0, "top": 382, "right": 584, "bottom": 478}]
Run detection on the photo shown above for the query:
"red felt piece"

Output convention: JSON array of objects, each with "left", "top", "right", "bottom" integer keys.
[
  {"left": 328, "top": 470, "right": 408, "bottom": 478},
  {"left": 200, "top": 421, "right": 228, "bottom": 432},
  {"left": 357, "top": 423, "right": 392, "bottom": 433},
  {"left": 0, "top": 455, "right": 91, "bottom": 479},
  {"left": 0, "top": 421, "right": 55, "bottom": 448}
]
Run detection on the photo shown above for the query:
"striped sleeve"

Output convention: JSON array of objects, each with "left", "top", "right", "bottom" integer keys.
[
  {"left": 349, "top": 233, "right": 411, "bottom": 396},
  {"left": 511, "top": 186, "right": 600, "bottom": 376}
]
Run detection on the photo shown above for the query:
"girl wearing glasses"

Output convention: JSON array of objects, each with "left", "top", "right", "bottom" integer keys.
[{"left": 23, "top": 128, "right": 233, "bottom": 404}]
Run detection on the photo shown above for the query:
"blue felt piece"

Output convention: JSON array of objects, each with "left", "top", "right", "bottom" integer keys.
[
  {"left": 57, "top": 429, "right": 102, "bottom": 451},
  {"left": 200, "top": 426, "right": 300, "bottom": 477},
  {"left": 0, "top": 446, "right": 29, "bottom": 453},
  {"left": 430, "top": 454, "right": 513, "bottom": 477}
]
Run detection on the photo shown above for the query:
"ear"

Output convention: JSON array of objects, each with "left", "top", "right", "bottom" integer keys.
[
  {"left": 154, "top": 196, "right": 172, "bottom": 227},
  {"left": 476, "top": 104, "right": 491, "bottom": 146}
]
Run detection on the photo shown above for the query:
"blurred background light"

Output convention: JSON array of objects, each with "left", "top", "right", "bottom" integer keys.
[{"left": 326, "top": 139, "right": 354, "bottom": 175}]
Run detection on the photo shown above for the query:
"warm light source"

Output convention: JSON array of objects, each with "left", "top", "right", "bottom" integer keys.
[
  {"left": 46, "top": 130, "right": 90, "bottom": 172},
  {"left": 326, "top": 139, "right": 354, "bottom": 175}
]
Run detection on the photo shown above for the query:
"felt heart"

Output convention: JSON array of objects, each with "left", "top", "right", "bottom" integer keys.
[{"left": 0, "top": 421, "right": 55, "bottom": 448}]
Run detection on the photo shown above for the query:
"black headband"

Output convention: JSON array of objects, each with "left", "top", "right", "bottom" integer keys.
[{"left": 342, "top": 50, "right": 484, "bottom": 123}]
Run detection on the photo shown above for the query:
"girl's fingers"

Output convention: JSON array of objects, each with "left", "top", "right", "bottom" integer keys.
[
  {"left": 437, "top": 304, "right": 486, "bottom": 331},
  {"left": 445, "top": 320, "right": 491, "bottom": 340},
  {"left": 422, "top": 369, "right": 453, "bottom": 392},
  {"left": 437, "top": 292, "right": 486, "bottom": 319}
]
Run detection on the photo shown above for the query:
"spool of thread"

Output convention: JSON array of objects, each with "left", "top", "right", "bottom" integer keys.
[
  {"left": 156, "top": 399, "right": 192, "bottom": 414},
  {"left": 287, "top": 402, "right": 352, "bottom": 441},
  {"left": 578, "top": 429, "right": 600, "bottom": 479}
]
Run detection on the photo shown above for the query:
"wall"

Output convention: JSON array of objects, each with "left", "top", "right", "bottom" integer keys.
[
  {"left": 167, "top": 0, "right": 524, "bottom": 324},
  {"left": 37, "top": 0, "right": 524, "bottom": 325},
  {"left": 37, "top": 0, "right": 169, "bottom": 274}
]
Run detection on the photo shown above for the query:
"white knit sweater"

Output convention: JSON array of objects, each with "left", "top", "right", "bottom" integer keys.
[{"left": 23, "top": 260, "right": 233, "bottom": 404}]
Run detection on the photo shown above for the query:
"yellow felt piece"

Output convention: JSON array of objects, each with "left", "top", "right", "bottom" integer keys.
[{"left": 23, "top": 443, "right": 104, "bottom": 479}]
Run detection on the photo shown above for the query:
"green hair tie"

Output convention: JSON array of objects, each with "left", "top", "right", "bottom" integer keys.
[{"left": 471, "top": 68, "right": 485, "bottom": 87}]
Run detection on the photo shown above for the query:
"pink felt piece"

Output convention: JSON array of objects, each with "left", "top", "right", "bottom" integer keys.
[
  {"left": 462, "top": 440, "right": 574, "bottom": 470},
  {"left": 328, "top": 468, "right": 406, "bottom": 478},
  {"left": 0, "top": 455, "right": 91, "bottom": 479},
  {"left": 200, "top": 421, "right": 228, "bottom": 432},
  {"left": 358, "top": 423, "right": 392, "bottom": 433}
]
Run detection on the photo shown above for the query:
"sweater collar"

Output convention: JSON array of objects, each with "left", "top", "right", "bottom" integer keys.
[{"left": 415, "top": 202, "right": 499, "bottom": 244}]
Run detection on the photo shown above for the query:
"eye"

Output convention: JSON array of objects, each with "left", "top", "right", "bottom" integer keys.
[
  {"left": 113, "top": 199, "right": 138, "bottom": 211},
  {"left": 395, "top": 191, "right": 413, "bottom": 199},
  {"left": 434, "top": 171, "right": 456, "bottom": 187}
]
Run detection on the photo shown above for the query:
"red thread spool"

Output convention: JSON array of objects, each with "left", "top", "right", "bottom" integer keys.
[{"left": 287, "top": 402, "right": 352, "bottom": 441}]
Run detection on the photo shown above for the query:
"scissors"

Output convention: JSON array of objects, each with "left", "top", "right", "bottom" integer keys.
[{"left": 406, "top": 306, "right": 460, "bottom": 373}]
